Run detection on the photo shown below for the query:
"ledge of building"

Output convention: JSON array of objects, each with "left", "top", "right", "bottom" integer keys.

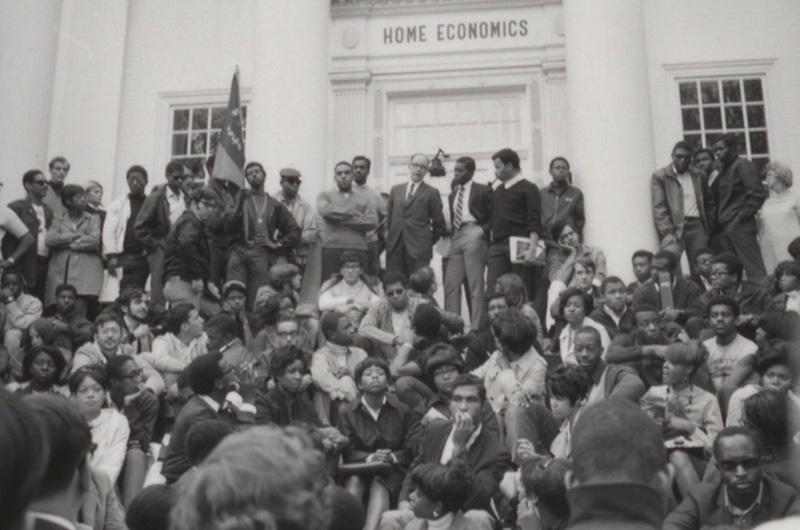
[{"left": 331, "top": 0, "right": 560, "bottom": 18}]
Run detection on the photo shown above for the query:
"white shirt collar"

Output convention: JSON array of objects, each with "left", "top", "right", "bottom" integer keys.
[
  {"left": 361, "top": 395, "right": 387, "bottom": 422},
  {"left": 27, "top": 512, "right": 77, "bottom": 530},
  {"left": 503, "top": 173, "right": 523, "bottom": 189},
  {"left": 166, "top": 186, "right": 184, "bottom": 200}
]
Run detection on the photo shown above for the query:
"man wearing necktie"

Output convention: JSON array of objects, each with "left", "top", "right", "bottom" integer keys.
[
  {"left": 444, "top": 156, "right": 492, "bottom": 330},
  {"left": 386, "top": 153, "right": 447, "bottom": 278}
]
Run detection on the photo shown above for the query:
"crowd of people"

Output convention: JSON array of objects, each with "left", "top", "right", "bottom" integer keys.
[{"left": 1, "top": 135, "right": 800, "bottom": 530}]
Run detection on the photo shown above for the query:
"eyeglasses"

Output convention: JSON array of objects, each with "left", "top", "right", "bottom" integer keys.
[
  {"left": 450, "top": 395, "right": 481, "bottom": 404},
  {"left": 432, "top": 366, "right": 459, "bottom": 377},
  {"left": 32, "top": 180, "right": 49, "bottom": 186},
  {"left": 410, "top": 162, "right": 428, "bottom": 169},
  {"left": 718, "top": 458, "right": 760, "bottom": 472},
  {"left": 277, "top": 330, "right": 299, "bottom": 338},
  {"left": 118, "top": 368, "right": 143, "bottom": 380}
]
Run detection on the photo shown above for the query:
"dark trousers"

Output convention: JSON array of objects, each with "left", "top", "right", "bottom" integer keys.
[
  {"left": 681, "top": 217, "right": 710, "bottom": 276},
  {"left": 227, "top": 244, "right": 273, "bottom": 311},
  {"left": 365, "top": 240, "right": 381, "bottom": 277},
  {"left": 321, "top": 247, "right": 367, "bottom": 285},
  {"left": 711, "top": 218, "right": 767, "bottom": 281},
  {"left": 386, "top": 242, "right": 429, "bottom": 279},
  {"left": 33, "top": 256, "right": 49, "bottom": 300},
  {"left": 487, "top": 240, "right": 537, "bottom": 302},
  {"left": 120, "top": 253, "right": 149, "bottom": 292},
  {"left": 208, "top": 243, "right": 230, "bottom": 288}
]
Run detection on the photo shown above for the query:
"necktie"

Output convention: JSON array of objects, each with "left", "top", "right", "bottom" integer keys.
[
  {"left": 406, "top": 182, "right": 415, "bottom": 202},
  {"left": 453, "top": 185, "right": 464, "bottom": 230}
]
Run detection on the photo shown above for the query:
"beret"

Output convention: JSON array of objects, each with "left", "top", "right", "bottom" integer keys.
[{"left": 279, "top": 167, "right": 301, "bottom": 179}]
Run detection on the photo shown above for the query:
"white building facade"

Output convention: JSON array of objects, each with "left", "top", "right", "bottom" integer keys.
[{"left": 1, "top": 0, "right": 799, "bottom": 279}]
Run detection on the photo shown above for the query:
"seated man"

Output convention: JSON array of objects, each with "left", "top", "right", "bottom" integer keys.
[
  {"left": 464, "top": 291, "right": 509, "bottom": 371},
  {"left": 689, "top": 247, "right": 714, "bottom": 293},
  {"left": 472, "top": 309, "right": 556, "bottom": 460},
  {"left": 117, "top": 288, "right": 154, "bottom": 356},
  {"left": 407, "top": 344, "right": 499, "bottom": 452},
  {"left": 359, "top": 271, "right": 463, "bottom": 361},
  {"left": 408, "top": 266, "right": 439, "bottom": 306},
  {"left": 255, "top": 344, "right": 321, "bottom": 427},
  {"left": 702, "top": 295, "right": 758, "bottom": 410},
  {"left": 71, "top": 312, "right": 164, "bottom": 394},
  {"left": 47, "top": 283, "right": 93, "bottom": 352},
  {"left": 311, "top": 310, "right": 368, "bottom": 424},
  {"left": 390, "top": 303, "right": 446, "bottom": 409},
  {"left": 699, "top": 252, "right": 770, "bottom": 338},
  {"left": 574, "top": 326, "right": 645, "bottom": 404},
  {"left": 632, "top": 250, "right": 703, "bottom": 334},
  {"left": 606, "top": 304, "right": 686, "bottom": 389},
  {"left": 589, "top": 275, "right": 634, "bottom": 340},
  {"left": 663, "top": 427, "right": 800, "bottom": 529},
  {"left": 161, "top": 352, "right": 240, "bottom": 483},
  {"left": 220, "top": 280, "right": 255, "bottom": 350},
  {"left": 204, "top": 312, "right": 263, "bottom": 401},
  {"left": 107, "top": 354, "right": 159, "bottom": 506},
  {"left": 144, "top": 302, "right": 207, "bottom": 394},
  {"left": 380, "top": 374, "right": 510, "bottom": 530},
  {"left": 627, "top": 249, "right": 654, "bottom": 301},
  {"left": 318, "top": 250, "right": 382, "bottom": 324},
  {"left": 1, "top": 270, "right": 42, "bottom": 379}
]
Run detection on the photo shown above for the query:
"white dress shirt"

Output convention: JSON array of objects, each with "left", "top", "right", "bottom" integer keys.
[{"left": 166, "top": 186, "right": 186, "bottom": 225}]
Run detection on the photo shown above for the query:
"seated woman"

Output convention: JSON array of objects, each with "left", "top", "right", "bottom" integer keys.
[
  {"left": 338, "top": 358, "right": 412, "bottom": 530},
  {"left": 768, "top": 260, "right": 800, "bottom": 314},
  {"left": 495, "top": 273, "right": 546, "bottom": 349},
  {"left": 548, "top": 257, "right": 602, "bottom": 333},
  {"left": 742, "top": 389, "right": 800, "bottom": 489},
  {"left": 408, "top": 266, "right": 439, "bottom": 306},
  {"left": 547, "top": 219, "right": 607, "bottom": 287},
  {"left": 70, "top": 364, "right": 130, "bottom": 484},
  {"left": 517, "top": 457, "right": 572, "bottom": 530},
  {"left": 255, "top": 263, "right": 319, "bottom": 339},
  {"left": 640, "top": 341, "right": 722, "bottom": 498},
  {"left": 554, "top": 288, "right": 610, "bottom": 365},
  {"left": 401, "top": 462, "right": 493, "bottom": 530},
  {"left": 6, "top": 345, "right": 69, "bottom": 397},
  {"left": 727, "top": 342, "right": 796, "bottom": 426},
  {"left": 318, "top": 250, "right": 382, "bottom": 325},
  {"left": 547, "top": 364, "right": 591, "bottom": 460},
  {"left": 1, "top": 270, "right": 43, "bottom": 380},
  {"left": 255, "top": 344, "right": 321, "bottom": 427},
  {"left": 24, "top": 317, "right": 73, "bottom": 368}
]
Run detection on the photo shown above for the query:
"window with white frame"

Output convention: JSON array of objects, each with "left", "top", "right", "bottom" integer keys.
[
  {"left": 169, "top": 104, "right": 247, "bottom": 168},
  {"left": 678, "top": 77, "right": 769, "bottom": 168}
]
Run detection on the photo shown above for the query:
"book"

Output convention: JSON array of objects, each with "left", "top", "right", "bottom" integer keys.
[{"left": 509, "top": 236, "right": 546, "bottom": 264}]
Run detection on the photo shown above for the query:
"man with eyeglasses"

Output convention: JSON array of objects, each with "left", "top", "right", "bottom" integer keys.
[
  {"left": 135, "top": 159, "right": 193, "bottom": 306},
  {"left": 386, "top": 153, "right": 447, "bottom": 278},
  {"left": 107, "top": 354, "right": 159, "bottom": 506},
  {"left": 276, "top": 167, "right": 317, "bottom": 277},
  {"left": 651, "top": 141, "right": 710, "bottom": 276},
  {"left": 664, "top": 426, "right": 800, "bottom": 529},
  {"left": 380, "top": 374, "right": 508, "bottom": 529},
  {"left": 318, "top": 161, "right": 378, "bottom": 282},
  {"left": 1, "top": 173, "right": 38, "bottom": 293}
]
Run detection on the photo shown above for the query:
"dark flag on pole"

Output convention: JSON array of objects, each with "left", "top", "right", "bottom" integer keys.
[{"left": 212, "top": 69, "right": 245, "bottom": 188}]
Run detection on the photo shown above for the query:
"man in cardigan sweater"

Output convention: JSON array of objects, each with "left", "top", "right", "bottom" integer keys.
[{"left": 486, "top": 148, "right": 545, "bottom": 312}]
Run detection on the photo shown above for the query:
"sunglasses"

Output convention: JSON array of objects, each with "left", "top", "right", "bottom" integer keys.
[{"left": 718, "top": 458, "right": 760, "bottom": 472}]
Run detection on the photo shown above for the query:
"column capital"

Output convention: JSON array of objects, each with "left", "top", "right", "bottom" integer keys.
[{"left": 330, "top": 70, "right": 372, "bottom": 91}]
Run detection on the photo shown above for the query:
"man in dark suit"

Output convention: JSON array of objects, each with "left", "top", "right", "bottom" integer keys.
[
  {"left": 380, "top": 374, "right": 510, "bottom": 529},
  {"left": 5, "top": 169, "right": 52, "bottom": 299},
  {"left": 444, "top": 156, "right": 492, "bottom": 330},
  {"left": 25, "top": 394, "right": 93, "bottom": 530},
  {"left": 386, "top": 153, "right": 447, "bottom": 277},
  {"left": 708, "top": 133, "right": 768, "bottom": 281},
  {"left": 162, "top": 352, "right": 239, "bottom": 483},
  {"left": 134, "top": 160, "right": 193, "bottom": 307},
  {"left": 651, "top": 140, "right": 710, "bottom": 275}
]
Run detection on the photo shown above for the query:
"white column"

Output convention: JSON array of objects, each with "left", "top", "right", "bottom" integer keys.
[
  {"left": 0, "top": 0, "right": 62, "bottom": 200},
  {"left": 249, "top": 0, "right": 331, "bottom": 202},
  {"left": 46, "top": 0, "right": 130, "bottom": 197},
  {"left": 563, "top": 0, "right": 657, "bottom": 280}
]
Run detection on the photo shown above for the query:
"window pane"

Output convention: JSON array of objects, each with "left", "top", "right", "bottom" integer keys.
[
  {"left": 682, "top": 108, "right": 701, "bottom": 131},
  {"left": 172, "top": 133, "right": 188, "bottom": 155},
  {"left": 746, "top": 105, "right": 766, "bottom": 127},
  {"left": 210, "top": 131, "right": 220, "bottom": 154},
  {"left": 750, "top": 131, "right": 769, "bottom": 154},
  {"left": 192, "top": 108, "right": 208, "bottom": 130},
  {"left": 679, "top": 82, "right": 698, "bottom": 105},
  {"left": 705, "top": 132, "right": 724, "bottom": 147},
  {"left": 173, "top": 109, "right": 189, "bottom": 131},
  {"left": 683, "top": 133, "right": 702, "bottom": 150},
  {"left": 701, "top": 81, "right": 719, "bottom": 103},
  {"left": 211, "top": 107, "right": 226, "bottom": 128},
  {"left": 724, "top": 106, "right": 744, "bottom": 128},
  {"left": 190, "top": 132, "right": 207, "bottom": 155},
  {"left": 743, "top": 79, "right": 763, "bottom": 102},
  {"left": 722, "top": 80, "right": 741, "bottom": 103},
  {"left": 703, "top": 107, "right": 722, "bottom": 129},
  {"left": 734, "top": 132, "right": 747, "bottom": 152}
]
